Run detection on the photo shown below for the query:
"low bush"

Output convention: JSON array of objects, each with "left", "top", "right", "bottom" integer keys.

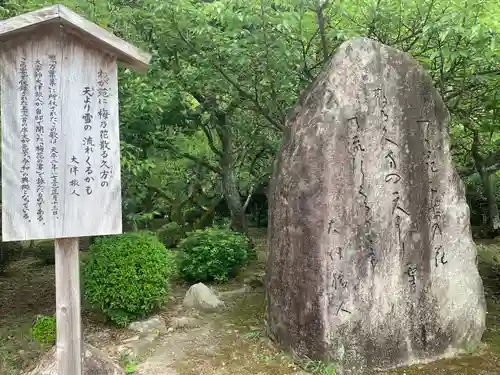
[
  {"left": 157, "top": 222, "right": 185, "bottom": 248},
  {"left": 34, "top": 240, "right": 55, "bottom": 265},
  {"left": 82, "top": 232, "right": 176, "bottom": 327},
  {"left": 31, "top": 315, "right": 56, "bottom": 345},
  {"left": 177, "top": 227, "right": 251, "bottom": 283},
  {"left": 0, "top": 244, "right": 13, "bottom": 274},
  {"left": 0, "top": 242, "right": 21, "bottom": 274}
]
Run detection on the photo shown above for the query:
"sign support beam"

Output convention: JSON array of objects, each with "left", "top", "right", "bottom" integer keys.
[{"left": 55, "top": 237, "right": 82, "bottom": 375}]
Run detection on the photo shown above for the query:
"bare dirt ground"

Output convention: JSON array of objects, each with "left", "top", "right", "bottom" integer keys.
[{"left": 1, "top": 233, "right": 500, "bottom": 375}]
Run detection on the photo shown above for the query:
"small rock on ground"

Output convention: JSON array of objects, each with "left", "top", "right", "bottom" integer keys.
[
  {"left": 183, "top": 283, "right": 224, "bottom": 311},
  {"left": 128, "top": 315, "right": 166, "bottom": 334},
  {"left": 169, "top": 316, "right": 202, "bottom": 330}
]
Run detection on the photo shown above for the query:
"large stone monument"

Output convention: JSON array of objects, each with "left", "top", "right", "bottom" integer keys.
[{"left": 265, "top": 37, "right": 486, "bottom": 374}]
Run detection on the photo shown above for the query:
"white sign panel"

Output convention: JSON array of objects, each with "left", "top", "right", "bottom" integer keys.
[{"left": 1, "top": 34, "right": 122, "bottom": 241}]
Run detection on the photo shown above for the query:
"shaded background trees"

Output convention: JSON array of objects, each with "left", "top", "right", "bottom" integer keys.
[{"left": 0, "top": 0, "right": 499, "bottom": 240}]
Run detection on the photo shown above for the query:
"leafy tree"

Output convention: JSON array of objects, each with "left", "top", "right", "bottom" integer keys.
[{"left": 1, "top": 0, "right": 499, "bottom": 237}]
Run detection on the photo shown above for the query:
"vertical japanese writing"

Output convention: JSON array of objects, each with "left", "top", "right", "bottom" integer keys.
[
  {"left": 325, "top": 116, "right": 365, "bottom": 318},
  {"left": 430, "top": 188, "right": 446, "bottom": 266},
  {"left": 430, "top": 188, "right": 443, "bottom": 242},
  {"left": 327, "top": 219, "right": 344, "bottom": 262},
  {"left": 82, "top": 86, "right": 95, "bottom": 195},
  {"left": 328, "top": 219, "right": 338, "bottom": 234},
  {"left": 359, "top": 161, "right": 372, "bottom": 223},
  {"left": 347, "top": 116, "right": 365, "bottom": 157},
  {"left": 347, "top": 114, "right": 376, "bottom": 269},
  {"left": 97, "top": 69, "right": 111, "bottom": 188},
  {"left": 407, "top": 263, "right": 417, "bottom": 293},
  {"left": 420, "top": 119, "right": 447, "bottom": 268},
  {"left": 48, "top": 55, "right": 59, "bottom": 217},
  {"left": 420, "top": 120, "right": 439, "bottom": 173},
  {"left": 332, "top": 272, "right": 348, "bottom": 290},
  {"left": 19, "top": 56, "right": 30, "bottom": 221},
  {"left": 69, "top": 155, "right": 80, "bottom": 196},
  {"left": 336, "top": 300, "right": 352, "bottom": 315},
  {"left": 34, "top": 59, "right": 45, "bottom": 223},
  {"left": 373, "top": 88, "right": 389, "bottom": 124},
  {"left": 375, "top": 88, "right": 415, "bottom": 290}
]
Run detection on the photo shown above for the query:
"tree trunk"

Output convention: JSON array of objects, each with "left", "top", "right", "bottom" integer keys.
[
  {"left": 221, "top": 166, "right": 248, "bottom": 234},
  {"left": 217, "top": 114, "right": 248, "bottom": 234},
  {"left": 472, "top": 132, "right": 500, "bottom": 235},
  {"left": 479, "top": 170, "right": 500, "bottom": 235}
]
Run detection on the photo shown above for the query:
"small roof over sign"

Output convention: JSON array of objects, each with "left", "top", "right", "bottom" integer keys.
[{"left": 0, "top": 4, "right": 151, "bottom": 73}]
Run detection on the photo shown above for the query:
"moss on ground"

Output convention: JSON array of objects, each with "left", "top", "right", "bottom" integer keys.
[{"left": 173, "top": 290, "right": 301, "bottom": 375}]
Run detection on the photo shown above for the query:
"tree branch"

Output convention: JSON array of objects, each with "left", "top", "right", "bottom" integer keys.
[
  {"left": 316, "top": 0, "right": 330, "bottom": 63},
  {"left": 172, "top": 21, "right": 284, "bottom": 132},
  {"left": 243, "top": 185, "right": 254, "bottom": 211},
  {"left": 161, "top": 142, "right": 222, "bottom": 174}
]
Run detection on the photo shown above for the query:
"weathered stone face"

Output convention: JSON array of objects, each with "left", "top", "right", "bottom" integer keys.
[{"left": 265, "top": 37, "right": 486, "bottom": 374}]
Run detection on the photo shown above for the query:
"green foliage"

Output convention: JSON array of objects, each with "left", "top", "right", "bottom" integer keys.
[
  {"left": 0, "top": 244, "right": 13, "bottom": 274},
  {"left": 120, "top": 142, "right": 157, "bottom": 230},
  {"left": 34, "top": 240, "right": 55, "bottom": 265},
  {"left": 177, "top": 227, "right": 251, "bottom": 282},
  {"left": 31, "top": 315, "right": 56, "bottom": 345},
  {"left": 2, "top": 0, "right": 499, "bottom": 237},
  {"left": 82, "top": 232, "right": 176, "bottom": 326},
  {"left": 118, "top": 351, "right": 138, "bottom": 374},
  {"left": 0, "top": 241, "right": 22, "bottom": 274},
  {"left": 302, "top": 359, "right": 336, "bottom": 375},
  {"left": 157, "top": 222, "right": 186, "bottom": 248}
]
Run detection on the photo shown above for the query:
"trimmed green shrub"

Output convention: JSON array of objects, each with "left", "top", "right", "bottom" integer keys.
[
  {"left": 157, "top": 222, "right": 185, "bottom": 248},
  {"left": 177, "top": 227, "right": 251, "bottom": 283},
  {"left": 34, "top": 240, "right": 55, "bottom": 265},
  {"left": 82, "top": 232, "right": 176, "bottom": 327},
  {"left": 31, "top": 315, "right": 56, "bottom": 344}
]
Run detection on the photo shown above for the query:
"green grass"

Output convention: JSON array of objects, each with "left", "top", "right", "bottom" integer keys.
[{"left": 118, "top": 351, "right": 138, "bottom": 374}]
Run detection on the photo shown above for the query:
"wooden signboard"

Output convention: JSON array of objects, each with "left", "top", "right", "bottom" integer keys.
[
  {"left": 0, "top": 4, "right": 150, "bottom": 374},
  {"left": 0, "top": 5, "right": 150, "bottom": 241}
]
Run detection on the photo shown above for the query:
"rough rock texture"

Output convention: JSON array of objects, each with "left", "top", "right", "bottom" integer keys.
[
  {"left": 265, "top": 37, "right": 486, "bottom": 374},
  {"left": 24, "top": 343, "right": 124, "bottom": 375},
  {"left": 114, "top": 333, "right": 159, "bottom": 359},
  {"left": 183, "top": 283, "right": 224, "bottom": 311},
  {"left": 128, "top": 315, "right": 167, "bottom": 334},
  {"left": 169, "top": 316, "right": 203, "bottom": 330}
]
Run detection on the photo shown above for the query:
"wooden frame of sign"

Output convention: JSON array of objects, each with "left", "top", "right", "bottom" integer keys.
[{"left": 0, "top": 4, "right": 150, "bottom": 374}]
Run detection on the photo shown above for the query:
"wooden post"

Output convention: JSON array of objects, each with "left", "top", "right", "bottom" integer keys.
[{"left": 55, "top": 238, "right": 82, "bottom": 375}]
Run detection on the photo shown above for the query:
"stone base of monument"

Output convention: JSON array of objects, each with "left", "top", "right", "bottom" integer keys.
[{"left": 265, "top": 36, "right": 486, "bottom": 374}]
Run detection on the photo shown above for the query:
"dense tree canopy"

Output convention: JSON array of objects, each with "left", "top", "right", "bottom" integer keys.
[{"left": 1, "top": 0, "right": 499, "bottom": 236}]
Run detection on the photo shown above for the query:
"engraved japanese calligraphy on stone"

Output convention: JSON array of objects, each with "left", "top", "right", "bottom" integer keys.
[{"left": 266, "top": 37, "right": 485, "bottom": 375}]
